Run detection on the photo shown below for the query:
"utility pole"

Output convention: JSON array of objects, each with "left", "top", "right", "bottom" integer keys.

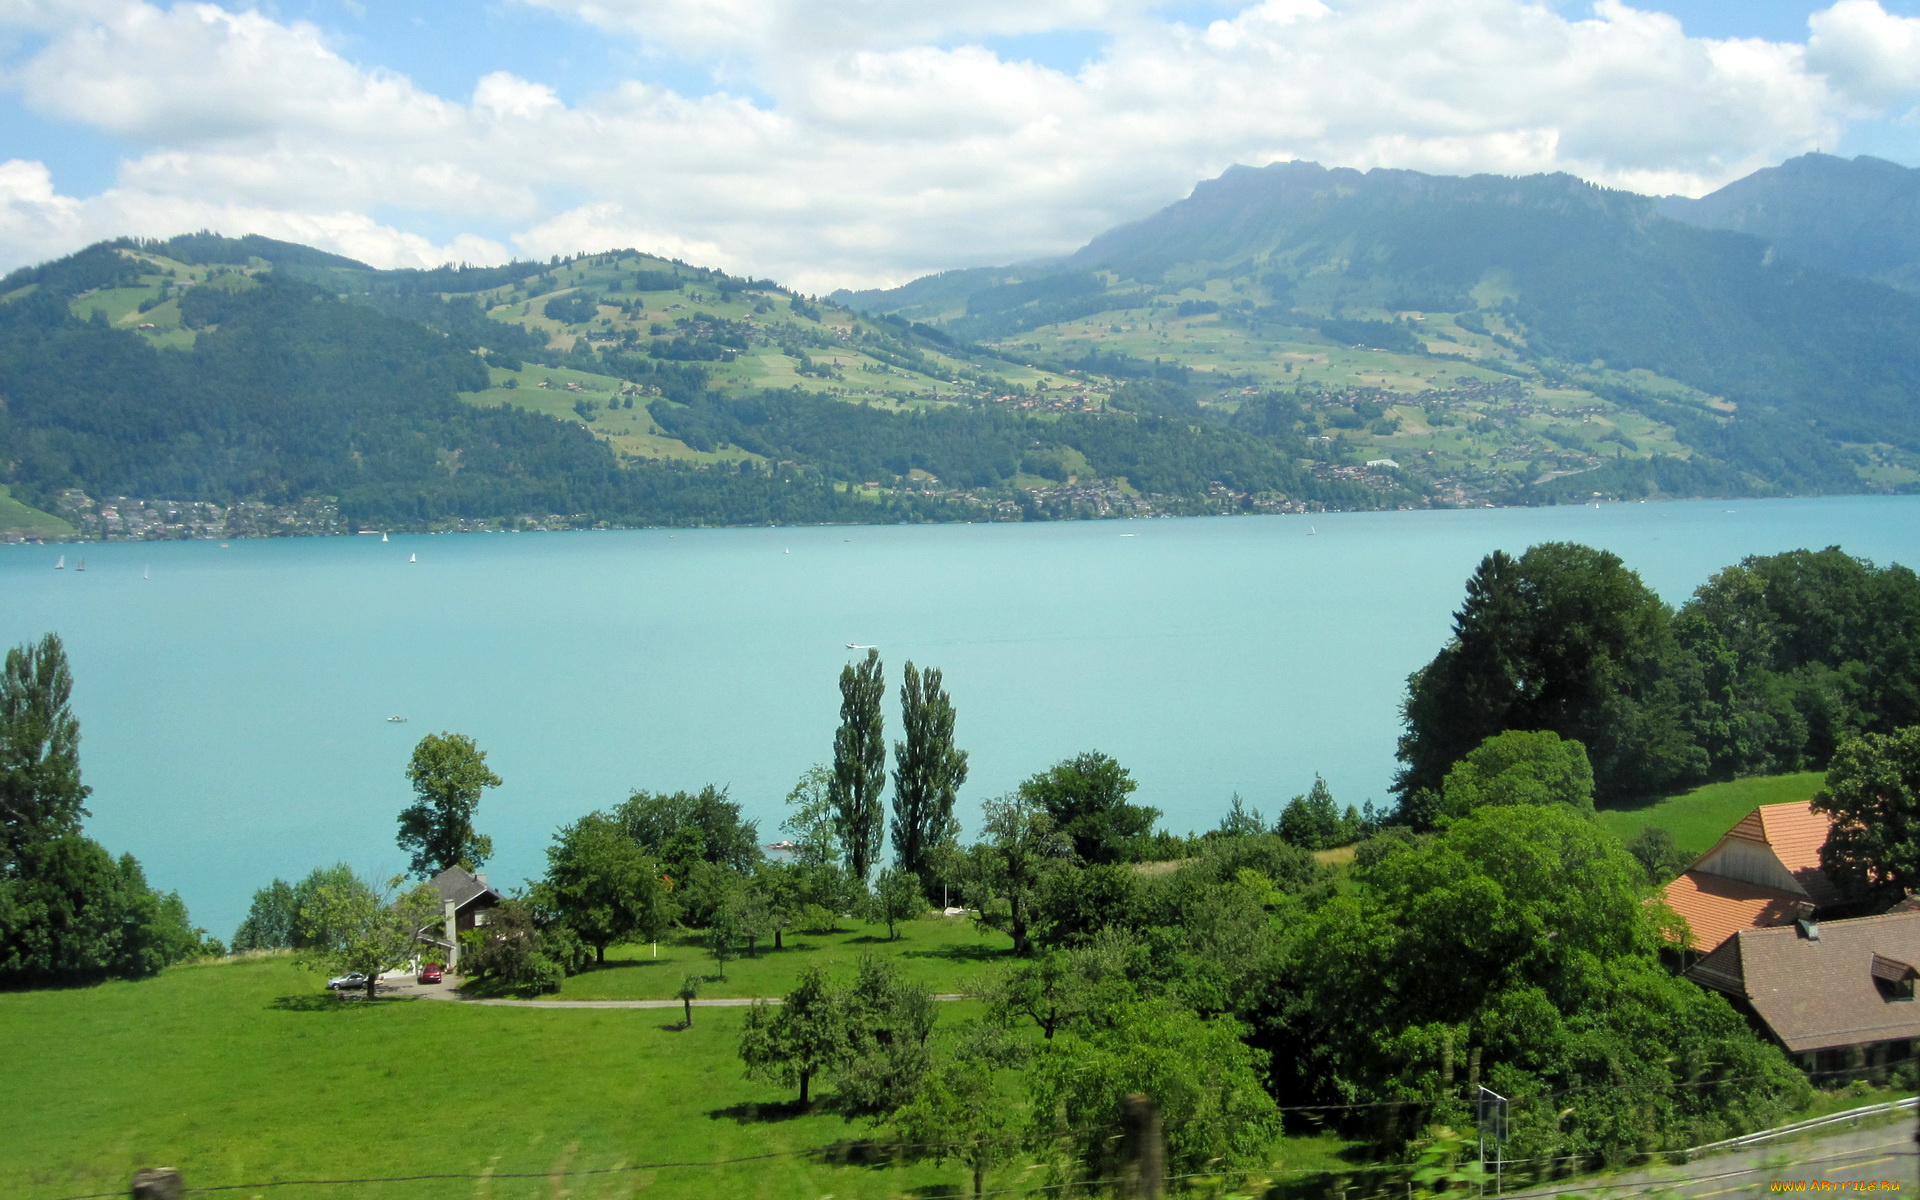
[
  {"left": 1120, "top": 1093, "right": 1165, "bottom": 1200},
  {"left": 1477, "top": 1085, "right": 1508, "bottom": 1197}
]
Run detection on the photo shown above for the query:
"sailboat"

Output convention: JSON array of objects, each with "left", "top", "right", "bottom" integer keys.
[
  {"left": 142, "top": 565, "right": 150, "bottom": 580},
  {"left": 75, "top": 558, "right": 85, "bottom": 571},
  {"left": 381, "top": 531, "right": 389, "bottom": 543},
  {"left": 53, "top": 555, "right": 63, "bottom": 570},
  {"left": 408, "top": 553, "right": 417, "bottom": 564}
]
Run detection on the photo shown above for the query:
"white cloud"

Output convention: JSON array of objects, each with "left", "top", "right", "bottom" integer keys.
[
  {"left": 0, "top": 0, "right": 1916, "bottom": 289},
  {"left": 1807, "top": 0, "right": 1920, "bottom": 109},
  {"left": 0, "top": 161, "right": 507, "bottom": 273}
]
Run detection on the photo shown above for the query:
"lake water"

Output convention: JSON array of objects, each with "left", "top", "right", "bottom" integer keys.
[{"left": 5, "top": 494, "right": 1918, "bottom": 938}]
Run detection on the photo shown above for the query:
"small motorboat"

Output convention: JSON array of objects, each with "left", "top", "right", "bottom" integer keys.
[{"left": 387, "top": 716, "right": 408, "bottom": 723}]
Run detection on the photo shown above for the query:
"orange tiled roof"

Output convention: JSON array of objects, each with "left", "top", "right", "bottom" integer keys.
[
  {"left": 1662, "top": 870, "right": 1807, "bottom": 951},
  {"left": 1753, "top": 801, "right": 1840, "bottom": 905}
]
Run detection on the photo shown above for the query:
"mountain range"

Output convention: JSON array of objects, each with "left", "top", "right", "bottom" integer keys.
[{"left": 2, "top": 152, "right": 1916, "bottom": 538}]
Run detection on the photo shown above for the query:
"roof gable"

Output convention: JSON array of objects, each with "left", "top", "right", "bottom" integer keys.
[{"left": 428, "top": 866, "right": 501, "bottom": 910}]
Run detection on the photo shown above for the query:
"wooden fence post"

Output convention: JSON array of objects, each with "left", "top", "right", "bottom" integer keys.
[
  {"left": 131, "top": 1167, "right": 184, "bottom": 1199},
  {"left": 1120, "top": 1093, "right": 1165, "bottom": 1200}
]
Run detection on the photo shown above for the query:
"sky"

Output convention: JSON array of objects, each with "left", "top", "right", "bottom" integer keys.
[{"left": 2, "top": 0, "right": 1919, "bottom": 292}]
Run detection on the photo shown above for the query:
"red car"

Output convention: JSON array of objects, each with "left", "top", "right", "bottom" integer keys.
[{"left": 419, "top": 963, "right": 444, "bottom": 984}]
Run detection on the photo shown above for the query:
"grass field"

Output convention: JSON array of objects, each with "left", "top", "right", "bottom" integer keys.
[
  {"left": 0, "top": 485, "right": 75, "bottom": 538},
  {"left": 558, "top": 915, "right": 1014, "bottom": 1001},
  {"left": 2, "top": 947, "right": 1364, "bottom": 1199},
  {"left": 0, "top": 956, "right": 984, "bottom": 1200},
  {"left": 1597, "top": 772, "right": 1827, "bottom": 861}
]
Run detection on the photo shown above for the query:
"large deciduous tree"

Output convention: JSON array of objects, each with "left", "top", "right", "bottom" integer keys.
[
  {"left": 739, "top": 964, "right": 848, "bottom": 1106},
  {"left": 1436, "top": 729, "right": 1595, "bottom": 822},
  {"left": 1285, "top": 804, "right": 1805, "bottom": 1163},
  {"left": 891, "top": 662, "right": 967, "bottom": 883},
  {"left": 830, "top": 650, "right": 887, "bottom": 884},
  {"left": 962, "top": 793, "right": 1071, "bottom": 956},
  {"left": 397, "top": 732, "right": 501, "bottom": 878},
  {"left": 538, "top": 811, "right": 673, "bottom": 963},
  {"left": 1814, "top": 726, "right": 1920, "bottom": 901},
  {"left": 1396, "top": 543, "right": 1699, "bottom": 809},
  {"left": 1017, "top": 751, "right": 1157, "bottom": 865}
]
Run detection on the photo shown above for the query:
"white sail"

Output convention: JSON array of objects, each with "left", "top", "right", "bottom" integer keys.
[{"left": 54, "top": 555, "right": 63, "bottom": 569}]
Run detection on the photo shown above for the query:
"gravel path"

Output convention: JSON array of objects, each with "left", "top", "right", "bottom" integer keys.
[{"left": 385, "top": 977, "right": 962, "bottom": 1009}]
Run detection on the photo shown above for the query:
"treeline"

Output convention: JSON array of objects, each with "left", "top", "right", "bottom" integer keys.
[
  {"left": 0, "top": 635, "right": 215, "bottom": 986},
  {"left": 651, "top": 383, "right": 1406, "bottom": 506},
  {"left": 1395, "top": 543, "right": 1920, "bottom": 809}
]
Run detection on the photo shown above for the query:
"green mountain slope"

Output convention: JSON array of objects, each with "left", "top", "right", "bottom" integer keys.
[
  {"left": 841, "top": 160, "right": 1920, "bottom": 499},
  {"left": 1, "top": 233, "right": 1415, "bottom": 535}
]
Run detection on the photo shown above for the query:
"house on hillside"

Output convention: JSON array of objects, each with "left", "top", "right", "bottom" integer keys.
[
  {"left": 1660, "top": 801, "right": 1841, "bottom": 953},
  {"left": 417, "top": 866, "right": 502, "bottom": 973},
  {"left": 1687, "top": 910, "right": 1920, "bottom": 1075}
]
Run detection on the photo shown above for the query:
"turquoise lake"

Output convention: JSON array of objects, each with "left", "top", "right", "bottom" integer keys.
[{"left": 5, "top": 494, "right": 1918, "bottom": 938}]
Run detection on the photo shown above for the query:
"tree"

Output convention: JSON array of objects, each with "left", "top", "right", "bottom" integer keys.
[
  {"left": 1286, "top": 804, "right": 1806, "bottom": 1163},
  {"left": 990, "top": 933, "right": 1137, "bottom": 1040},
  {"left": 708, "top": 901, "right": 742, "bottom": 978},
  {"left": 830, "top": 650, "right": 888, "bottom": 884},
  {"left": 739, "top": 964, "right": 848, "bottom": 1105},
  {"left": 1625, "top": 825, "right": 1691, "bottom": 884},
  {"left": 1025, "top": 1000, "right": 1282, "bottom": 1186},
  {"left": 539, "top": 811, "right": 672, "bottom": 963},
  {"left": 298, "top": 870, "right": 443, "bottom": 1000},
  {"left": 678, "top": 973, "right": 702, "bottom": 1027},
  {"left": 1396, "top": 543, "right": 1700, "bottom": 807},
  {"left": 872, "top": 867, "right": 923, "bottom": 940},
  {"left": 893, "top": 1050, "right": 1020, "bottom": 1199},
  {"left": 0, "top": 835, "right": 208, "bottom": 982},
  {"left": 781, "top": 764, "right": 841, "bottom": 868},
  {"left": 397, "top": 732, "right": 500, "bottom": 878},
  {"left": 231, "top": 878, "right": 299, "bottom": 951},
  {"left": 1675, "top": 549, "right": 1920, "bottom": 778},
  {"left": 1276, "top": 775, "right": 1343, "bottom": 849},
  {"left": 1017, "top": 752, "right": 1157, "bottom": 865},
  {"left": 963, "top": 793, "right": 1071, "bottom": 956},
  {"left": 1814, "top": 726, "right": 1920, "bottom": 901},
  {"left": 615, "top": 785, "right": 760, "bottom": 877},
  {"left": 0, "top": 635, "right": 209, "bottom": 986},
  {"left": 0, "top": 633, "right": 90, "bottom": 866},
  {"left": 459, "top": 899, "right": 563, "bottom": 994},
  {"left": 1436, "top": 730, "right": 1594, "bottom": 821},
  {"left": 838, "top": 954, "right": 937, "bottom": 1113},
  {"left": 891, "top": 662, "right": 968, "bottom": 883}
]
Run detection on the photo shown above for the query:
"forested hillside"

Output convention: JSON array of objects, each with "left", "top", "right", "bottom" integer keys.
[{"left": 0, "top": 234, "right": 1411, "bottom": 535}]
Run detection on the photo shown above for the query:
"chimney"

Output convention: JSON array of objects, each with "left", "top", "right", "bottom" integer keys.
[{"left": 475, "top": 872, "right": 488, "bottom": 886}]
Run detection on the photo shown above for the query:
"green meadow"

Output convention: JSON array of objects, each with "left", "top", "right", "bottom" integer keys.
[
  {"left": 1597, "top": 772, "right": 1828, "bottom": 861},
  {"left": 2, "top": 944, "right": 1362, "bottom": 1200}
]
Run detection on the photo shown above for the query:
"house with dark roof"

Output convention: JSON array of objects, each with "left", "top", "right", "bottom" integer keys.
[
  {"left": 1660, "top": 801, "right": 1840, "bottom": 952},
  {"left": 418, "top": 866, "right": 502, "bottom": 973},
  {"left": 1687, "top": 910, "right": 1920, "bottom": 1075}
]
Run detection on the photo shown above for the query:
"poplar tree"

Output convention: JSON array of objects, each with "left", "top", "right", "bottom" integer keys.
[
  {"left": 0, "top": 633, "right": 90, "bottom": 865},
  {"left": 830, "top": 649, "right": 887, "bottom": 884},
  {"left": 891, "top": 662, "right": 967, "bottom": 884}
]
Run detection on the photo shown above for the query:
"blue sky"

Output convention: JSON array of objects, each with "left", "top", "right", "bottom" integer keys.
[{"left": 2, "top": 0, "right": 1918, "bottom": 289}]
